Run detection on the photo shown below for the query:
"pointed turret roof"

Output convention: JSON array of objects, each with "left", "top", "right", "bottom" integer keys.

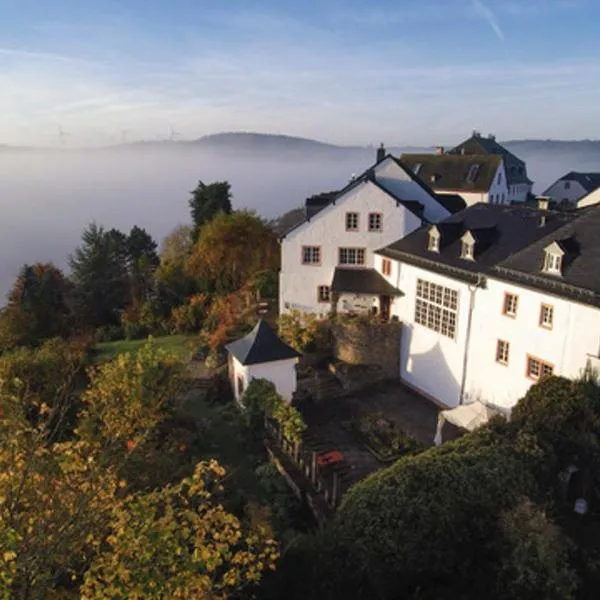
[{"left": 225, "top": 319, "right": 301, "bottom": 366}]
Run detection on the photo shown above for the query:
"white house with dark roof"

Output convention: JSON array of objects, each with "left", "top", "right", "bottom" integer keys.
[
  {"left": 278, "top": 151, "right": 459, "bottom": 319},
  {"left": 225, "top": 319, "right": 301, "bottom": 403},
  {"left": 447, "top": 132, "right": 533, "bottom": 203},
  {"left": 543, "top": 171, "right": 600, "bottom": 206},
  {"left": 400, "top": 151, "right": 509, "bottom": 207},
  {"left": 374, "top": 202, "right": 600, "bottom": 411}
]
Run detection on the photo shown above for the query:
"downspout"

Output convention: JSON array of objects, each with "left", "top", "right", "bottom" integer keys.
[{"left": 459, "top": 274, "right": 483, "bottom": 405}]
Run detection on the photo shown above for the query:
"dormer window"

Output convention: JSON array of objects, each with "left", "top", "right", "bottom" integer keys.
[
  {"left": 544, "top": 252, "right": 562, "bottom": 274},
  {"left": 460, "top": 230, "right": 476, "bottom": 261},
  {"left": 542, "top": 242, "right": 565, "bottom": 275},
  {"left": 428, "top": 228, "right": 440, "bottom": 253},
  {"left": 461, "top": 241, "right": 474, "bottom": 260}
]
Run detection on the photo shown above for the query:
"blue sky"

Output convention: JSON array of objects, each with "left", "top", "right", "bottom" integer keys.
[{"left": 0, "top": 0, "right": 598, "bottom": 146}]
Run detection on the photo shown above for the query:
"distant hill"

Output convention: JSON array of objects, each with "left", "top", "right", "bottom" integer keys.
[{"left": 189, "top": 132, "right": 349, "bottom": 152}]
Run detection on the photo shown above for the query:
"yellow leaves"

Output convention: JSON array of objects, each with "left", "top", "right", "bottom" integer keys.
[{"left": 2, "top": 552, "right": 16, "bottom": 562}]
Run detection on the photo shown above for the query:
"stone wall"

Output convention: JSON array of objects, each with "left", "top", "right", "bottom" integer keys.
[{"left": 331, "top": 320, "right": 402, "bottom": 379}]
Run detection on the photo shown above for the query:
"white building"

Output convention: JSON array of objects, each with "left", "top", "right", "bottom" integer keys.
[
  {"left": 400, "top": 151, "right": 509, "bottom": 207},
  {"left": 543, "top": 171, "right": 600, "bottom": 206},
  {"left": 374, "top": 202, "right": 600, "bottom": 412},
  {"left": 279, "top": 152, "right": 461, "bottom": 319},
  {"left": 447, "top": 132, "right": 533, "bottom": 203},
  {"left": 225, "top": 319, "right": 301, "bottom": 403},
  {"left": 579, "top": 187, "right": 600, "bottom": 208}
]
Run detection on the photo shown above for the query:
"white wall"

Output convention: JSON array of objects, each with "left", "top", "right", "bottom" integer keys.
[
  {"left": 544, "top": 179, "right": 587, "bottom": 205},
  {"left": 578, "top": 187, "right": 600, "bottom": 208},
  {"left": 279, "top": 179, "right": 421, "bottom": 316},
  {"left": 466, "top": 278, "right": 600, "bottom": 410},
  {"left": 387, "top": 262, "right": 473, "bottom": 408},
  {"left": 439, "top": 190, "right": 488, "bottom": 207},
  {"left": 374, "top": 157, "right": 451, "bottom": 222},
  {"left": 230, "top": 355, "right": 299, "bottom": 403},
  {"left": 338, "top": 292, "right": 379, "bottom": 313}
]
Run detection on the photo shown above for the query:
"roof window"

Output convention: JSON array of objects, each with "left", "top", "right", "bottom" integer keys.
[
  {"left": 542, "top": 242, "right": 564, "bottom": 276},
  {"left": 466, "top": 164, "right": 480, "bottom": 183},
  {"left": 413, "top": 163, "right": 423, "bottom": 176},
  {"left": 428, "top": 227, "right": 440, "bottom": 253}
]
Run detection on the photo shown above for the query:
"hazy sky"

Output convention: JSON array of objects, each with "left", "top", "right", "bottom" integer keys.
[{"left": 1, "top": 0, "right": 599, "bottom": 147}]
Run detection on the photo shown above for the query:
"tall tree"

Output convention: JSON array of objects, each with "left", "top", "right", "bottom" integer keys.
[
  {"left": 185, "top": 211, "right": 279, "bottom": 294},
  {"left": 69, "top": 223, "right": 130, "bottom": 328},
  {"left": 189, "top": 181, "right": 232, "bottom": 240},
  {"left": 0, "top": 263, "right": 70, "bottom": 348},
  {"left": 126, "top": 226, "right": 160, "bottom": 303}
]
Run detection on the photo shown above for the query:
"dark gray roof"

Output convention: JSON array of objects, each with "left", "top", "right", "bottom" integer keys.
[
  {"left": 554, "top": 172, "right": 600, "bottom": 194},
  {"left": 434, "top": 193, "right": 467, "bottom": 213},
  {"left": 376, "top": 204, "right": 576, "bottom": 284},
  {"left": 400, "top": 153, "right": 503, "bottom": 193},
  {"left": 495, "top": 204, "right": 600, "bottom": 305},
  {"left": 447, "top": 133, "right": 532, "bottom": 186},
  {"left": 225, "top": 319, "right": 300, "bottom": 365},
  {"left": 305, "top": 190, "right": 339, "bottom": 219},
  {"left": 331, "top": 267, "right": 404, "bottom": 296}
]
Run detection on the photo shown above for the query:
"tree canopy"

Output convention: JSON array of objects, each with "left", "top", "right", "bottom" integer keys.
[{"left": 189, "top": 181, "right": 233, "bottom": 240}]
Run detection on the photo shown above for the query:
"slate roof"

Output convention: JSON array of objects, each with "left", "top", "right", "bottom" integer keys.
[
  {"left": 495, "top": 204, "right": 600, "bottom": 305},
  {"left": 447, "top": 133, "right": 532, "bottom": 186},
  {"left": 305, "top": 190, "right": 339, "bottom": 219},
  {"left": 434, "top": 193, "right": 467, "bottom": 213},
  {"left": 400, "top": 153, "right": 503, "bottom": 193},
  {"left": 225, "top": 319, "right": 301, "bottom": 366},
  {"left": 331, "top": 267, "right": 404, "bottom": 296},
  {"left": 547, "top": 172, "right": 600, "bottom": 194},
  {"left": 376, "top": 203, "right": 576, "bottom": 284}
]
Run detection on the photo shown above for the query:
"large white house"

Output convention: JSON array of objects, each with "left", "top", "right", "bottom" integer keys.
[
  {"left": 401, "top": 132, "right": 533, "bottom": 207},
  {"left": 279, "top": 152, "right": 462, "bottom": 319},
  {"left": 543, "top": 171, "right": 600, "bottom": 206},
  {"left": 374, "top": 201, "right": 600, "bottom": 411}
]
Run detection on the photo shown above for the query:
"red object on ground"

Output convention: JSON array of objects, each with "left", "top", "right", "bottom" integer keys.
[{"left": 317, "top": 450, "right": 343, "bottom": 466}]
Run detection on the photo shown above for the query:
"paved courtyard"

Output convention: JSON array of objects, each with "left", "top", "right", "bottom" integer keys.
[{"left": 298, "top": 380, "right": 463, "bottom": 488}]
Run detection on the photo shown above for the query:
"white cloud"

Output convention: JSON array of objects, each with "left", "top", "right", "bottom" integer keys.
[{"left": 472, "top": 0, "right": 505, "bottom": 41}]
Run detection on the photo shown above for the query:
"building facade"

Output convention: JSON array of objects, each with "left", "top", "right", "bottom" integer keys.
[
  {"left": 375, "top": 202, "right": 600, "bottom": 411},
  {"left": 279, "top": 154, "right": 456, "bottom": 318}
]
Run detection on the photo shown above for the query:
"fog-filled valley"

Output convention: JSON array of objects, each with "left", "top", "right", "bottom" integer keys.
[{"left": 1, "top": 134, "right": 600, "bottom": 301}]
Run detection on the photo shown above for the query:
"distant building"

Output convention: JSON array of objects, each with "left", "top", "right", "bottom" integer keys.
[
  {"left": 225, "top": 320, "right": 301, "bottom": 403},
  {"left": 400, "top": 152, "right": 508, "bottom": 207},
  {"left": 543, "top": 171, "right": 600, "bottom": 206},
  {"left": 278, "top": 149, "right": 463, "bottom": 318},
  {"left": 447, "top": 131, "right": 533, "bottom": 203},
  {"left": 402, "top": 132, "right": 533, "bottom": 207}
]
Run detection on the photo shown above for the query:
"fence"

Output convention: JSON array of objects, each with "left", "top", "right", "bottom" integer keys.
[{"left": 264, "top": 417, "right": 342, "bottom": 509}]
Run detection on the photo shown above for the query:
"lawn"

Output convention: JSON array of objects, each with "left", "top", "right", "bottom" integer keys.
[{"left": 93, "top": 334, "right": 199, "bottom": 364}]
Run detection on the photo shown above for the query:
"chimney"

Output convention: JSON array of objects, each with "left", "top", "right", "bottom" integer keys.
[
  {"left": 435, "top": 146, "right": 444, "bottom": 155},
  {"left": 537, "top": 196, "right": 550, "bottom": 211},
  {"left": 377, "top": 142, "right": 386, "bottom": 163},
  {"left": 488, "top": 133, "right": 496, "bottom": 141}
]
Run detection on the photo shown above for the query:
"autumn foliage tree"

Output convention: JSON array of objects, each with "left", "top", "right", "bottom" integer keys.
[{"left": 185, "top": 211, "right": 279, "bottom": 295}]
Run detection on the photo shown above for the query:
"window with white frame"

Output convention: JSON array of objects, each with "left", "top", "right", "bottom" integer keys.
[
  {"left": 317, "top": 285, "right": 330, "bottom": 303},
  {"left": 414, "top": 279, "right": 459, "bottom": 339},
  {"left": 526, "top": 356, "right": 554, "bottom": 381},
  {"left": 302, "top": 246, "right": 321, "bottom": 265},
  {"left": 543, "top": 251, "right": 562, "bottom": 275},
  {"left": 539, "top": 304, "right": 554, "bottom": 329},
  {"left": 346, "top": 212, "right": 359, "bottom": 231},
  {"left": 496, "top": 339, "right": 510, "bottom": 365},
  {"left": 339, "top": 247, "right": 366, "bottom": 266},
  {"left": 368, "top": 212, "right": 382, "bottom": 232}
]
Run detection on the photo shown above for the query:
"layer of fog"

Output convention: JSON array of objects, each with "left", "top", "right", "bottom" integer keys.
[{"left": 0, "top": 143, "right": 598, "bottom": 302}]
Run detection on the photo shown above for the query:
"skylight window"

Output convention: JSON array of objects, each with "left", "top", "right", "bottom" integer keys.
[
  {"left": 413, "top": 163, "right": 423, "bottom": 176},
  {"left": 466, "top": 164, "right": 480, "bottom": 183}
]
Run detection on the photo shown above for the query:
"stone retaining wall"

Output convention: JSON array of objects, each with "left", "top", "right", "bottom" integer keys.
[{"left": 331, "top": 320, "right": 402, "bottom": 379}]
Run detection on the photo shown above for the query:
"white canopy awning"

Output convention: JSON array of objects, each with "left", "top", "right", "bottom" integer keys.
[{"left": 434, "top": 401, "right": 495, "bottom": 445}]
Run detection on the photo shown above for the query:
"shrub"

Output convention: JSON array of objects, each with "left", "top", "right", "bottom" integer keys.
[
  {"left": 242, "top": 379, "right": 306, "bottom": 442},
  {"left": 277, "top": 310, "right": 329, "bottom": 353},
  {"left": 330, "top": 423, "right": 545, "bottom": 598},
  {"left": 94, "top": 324, "right": 123, "bottom": 343}
]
